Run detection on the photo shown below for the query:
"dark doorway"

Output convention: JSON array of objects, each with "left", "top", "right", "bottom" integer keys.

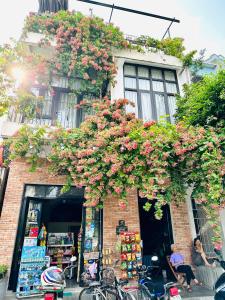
[
  {"left": 139, "top": 198, "right": 174, "bottom": 278},
  {"left": 8, "top": 185, "right": 85, "bottom": 294}
]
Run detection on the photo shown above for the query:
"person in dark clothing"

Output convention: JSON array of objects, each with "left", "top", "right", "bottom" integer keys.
[
  {"left": 192, "top": 237, "right": 215, "bottom": 267},
  {"left": 170, "top": 244, "right": 202, "bottom": 292}
]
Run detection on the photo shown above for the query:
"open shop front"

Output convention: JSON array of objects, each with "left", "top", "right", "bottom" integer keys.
[
  {"left": 8, "top": 185, "right": 102, "bottom": 298},
  {"left": 138, "top": 198, "right": 174, "bottom": 280}
]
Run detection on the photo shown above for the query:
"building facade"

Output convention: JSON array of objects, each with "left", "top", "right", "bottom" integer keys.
[{"left": 0, "top": 32, "right": 224, "bottom": 295}]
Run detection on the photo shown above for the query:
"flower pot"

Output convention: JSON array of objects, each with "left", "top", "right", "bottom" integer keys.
[{"left": 0, "top": 274, "right": 8, "bottom": 300}]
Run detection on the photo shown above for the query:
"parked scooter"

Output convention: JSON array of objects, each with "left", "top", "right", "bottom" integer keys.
[
  {"left": 39, "top": 256, "right": 77, "bottom": 300},
  {"left": 137, "top": 256, "right": 182, "bottom": 300},
  {"left": 214, "top": 249, "right": 225, "bottom": 300}
]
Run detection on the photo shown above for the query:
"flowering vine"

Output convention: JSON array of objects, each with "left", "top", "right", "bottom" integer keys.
[
  {"left": 7, "top": 98, "right": 225, "bottom": 246},
  {"left": 23, "top": 11, "right": 129, "bottom": 97}
]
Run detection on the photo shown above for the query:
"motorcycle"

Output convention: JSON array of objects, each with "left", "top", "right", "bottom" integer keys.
[
  {"left": 214, "top": 249, "right": 225, "bottom": 300},
  {"left": 137, "top": 256, "right": 182, "bottom": 300},
  {"left": 39, "top": 256, "right": 77, "bottom": 300}
]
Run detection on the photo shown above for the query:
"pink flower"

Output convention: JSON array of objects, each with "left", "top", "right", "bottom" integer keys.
[
  {"left": 144, "top": 121, "right": 156, "bottom": 128},
  {"left": 118, "top": 201, "right": 127, "bottom": 209}
]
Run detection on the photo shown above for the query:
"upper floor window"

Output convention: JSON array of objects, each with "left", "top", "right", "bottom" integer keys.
[
  {"left": 124, "top": 64, "right": 179, "bottom": 123},
  {"left": 8, "top": 75, "right": 84, "bottom": 129}
]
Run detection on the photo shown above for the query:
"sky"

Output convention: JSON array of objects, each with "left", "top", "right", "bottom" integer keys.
[{"left": 0, "top": 0, "right": 225, "bottom": 58}]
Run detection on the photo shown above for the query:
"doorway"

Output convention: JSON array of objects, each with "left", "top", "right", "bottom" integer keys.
[
  {"left": 8, "top": 185, "right": 86, "bottom": 297},
  {"left": 139, "top": 198, "right": 174, "bottom": 278}
]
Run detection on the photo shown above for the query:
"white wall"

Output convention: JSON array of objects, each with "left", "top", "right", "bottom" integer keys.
[{"left": 111, "top": 48, "right": 191, "bottom": 100}]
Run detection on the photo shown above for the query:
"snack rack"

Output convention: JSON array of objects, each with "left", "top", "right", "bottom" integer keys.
[{"left": 120, "top": 232, "right": 142, "bottom": 280}]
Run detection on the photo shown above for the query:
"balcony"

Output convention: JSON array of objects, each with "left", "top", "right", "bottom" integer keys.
[{"left": 7, "top": 76, "right": 84, "bottom": 129}]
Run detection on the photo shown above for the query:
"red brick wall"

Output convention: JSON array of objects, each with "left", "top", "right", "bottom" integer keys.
[
  {"left": 103, "top": 188, "right": 140, "bottom": 250},
  {"left": 0, "top": 159, "right": 193, "bottom": 270},
  {"left": 0, "top": 159, "right": 67, "bottom": 266},
  {"left": 170, "top": 202, "right": 193, "bottom": 264}
]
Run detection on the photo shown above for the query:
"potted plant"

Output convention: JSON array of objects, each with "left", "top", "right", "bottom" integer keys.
[{"left": 0, "top": 265, "right": 8, "bottom": 300}]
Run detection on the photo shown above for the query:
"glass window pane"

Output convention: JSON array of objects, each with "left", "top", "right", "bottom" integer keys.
[
  {"left": 168, "top": 96, "right": 177, "bottom": 123},
  {"left": 69, "top": 79, "right": 82, "bottom": 90},
  {"left": 138, "top": 67, "right": 149, "bottom": 78},
  {"left": 166, "top": 82, "right": 177, "bottom": 94},
  {"left": 155, "top": 94, "right": 166, "bottom": 120},
  {"left": 152, "top": 81, "right": 164, "bottom": 92},
  {"left": 141, "top": 93, "right": 153, "bottom": 122},
  {"left": 51, "top": 76, "right": 69, "bottom": 88},
  {"left": 125, "top": 91, "right": 138, "bottom": 117},
  {"left": 164, "top": 70, "right": 176, "bottom": 81},
  {"left": 151, "top": 69, "right": 163, "bottom": 79},
  {"left": 56, "top": 93, "right": 77, "bottom": 128},
  {"left": 124, "top": 65, "right": 136, "bottom": 76},
  {"left": 125, "top": 77, "right": 137, "bottom": 89},
  {"left": 139, "top": 79, "right": 150, "bottom": 90}
]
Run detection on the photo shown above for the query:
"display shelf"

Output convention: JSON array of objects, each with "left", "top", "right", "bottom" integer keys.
[
  {"left": 21, "top": 259, "right": 46, "bottom": 263},
  {"left": 50, "top": 261, "right": 70, "bottom": 265},
  {"left": 47, "top": 244, "right": 73, "bottom": 247}
]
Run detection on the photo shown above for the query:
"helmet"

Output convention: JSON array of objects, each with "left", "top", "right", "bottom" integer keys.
[{"left": 41, "top": 267, "right": 65, "bottom": 287}]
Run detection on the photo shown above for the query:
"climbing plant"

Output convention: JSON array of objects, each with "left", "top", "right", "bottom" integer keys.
[{"left": 7, "top": 98, "right": 225, "bottom": 247}]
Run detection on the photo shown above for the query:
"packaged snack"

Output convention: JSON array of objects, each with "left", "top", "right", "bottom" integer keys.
[
  {"left": 121, "top": 261, "right": 127, "bottom": 270},
  {"left": 135, "top": 233, "right": 141, "bottom": 242},
  {"left": 136, "top": 244, "right": 141, "bottom": 252},
  {"left": 132, "top": 244, "right": 137, "bottom": 252},
  {"left": 127, "top": 262, "right": 133, "bottom": 271},
  {"left": 131, "top": 253, "right": 136, "bottom": 261},
  {"left": 132, "top": 270, "right": 137, "bottom": 276},
  {"left": 127, "top": 271, "right": 133, "bottom": 279},
  {"left": 121, "top": 253, "right": 127, "bottom": 261},
  {"left": 127, "top": 244, "right": 132, "bottom": 253},
  {"left": 125, "top": 234, "right": 130, "bottom": 243},
  {"left": 121, "top": 244, "right": 127, "bottom": 253},
  {"left": 121, "top": 271, "right": 128, "bottom": 279},
  {"left": 130, "top": 233, "right": 136, "bottom": 242},
  {"left": 126, "top": 253, "right": 132, "bottom": 261}
]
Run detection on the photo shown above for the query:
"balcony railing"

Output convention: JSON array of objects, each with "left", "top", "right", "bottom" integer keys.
[{"left": 8, "top": 76, "right": 84, "bottom": 129}]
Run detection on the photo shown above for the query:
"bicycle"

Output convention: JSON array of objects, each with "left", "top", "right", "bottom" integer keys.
[
  {"left": 136, "top": 264, "right": 181, "bottom": 300},
  {"left": 79, "top": 261, "right": 136, "bottom": 300}
]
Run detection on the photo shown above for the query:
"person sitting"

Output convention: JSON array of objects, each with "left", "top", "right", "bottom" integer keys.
[
  {"left": 170, "top": 244, "right": 202, "bottom": 292},
  {"left": 192, "top": 236, "right": 216, "bottom": 267}
]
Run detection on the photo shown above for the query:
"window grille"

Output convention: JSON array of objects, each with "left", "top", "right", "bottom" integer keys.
[
  {"left": 191, "top": 199, "right": 215, "bottom": 257},
  {"left": 124, "top": 64, "right": 179, "bottom": 123}
]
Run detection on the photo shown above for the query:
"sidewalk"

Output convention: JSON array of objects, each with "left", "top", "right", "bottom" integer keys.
[{"left": 5, "top": 285, "right": 214, "bottom": 300}]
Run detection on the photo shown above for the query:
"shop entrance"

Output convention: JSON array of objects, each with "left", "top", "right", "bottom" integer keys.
[
  {"left": 139, "top": 198, "right": 173, "bottom": 278},
  {"left": 9, "top": 185, "right": 102, "bottom": 298}
]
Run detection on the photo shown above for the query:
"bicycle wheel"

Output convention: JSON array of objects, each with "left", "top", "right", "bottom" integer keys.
[
  {"left": 79, "top": 286, "right": 106, "bottom": 300},
  {"left": 137, "top": 285, "right": 151, "bottom": 300},
  {"left": 102, "top": 286, "right": 120, "bottom": 300},
  {"left": 122, "top": 291, "right": 137, "bottom": 300}
]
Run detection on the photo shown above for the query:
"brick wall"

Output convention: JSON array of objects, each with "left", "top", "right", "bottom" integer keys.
[
  {"left": 170, "top": 202, "right": 193, "bottom": 264},
  {"left": 0, "top": 159, "right": 193, "bottom": 271},
  {"left": 0, "top": 159, "right": 67, "bottom": 266}
]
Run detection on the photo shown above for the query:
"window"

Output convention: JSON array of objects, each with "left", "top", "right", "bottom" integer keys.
[
  {"left": 124, "top": 64, "right": 179, "bottom": 123},
  {"left": 8, "top": 76, "right": 83, "bottom": 129},
  {"left": 192, "top": 199, "right": 215, "bottom": 257}
]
